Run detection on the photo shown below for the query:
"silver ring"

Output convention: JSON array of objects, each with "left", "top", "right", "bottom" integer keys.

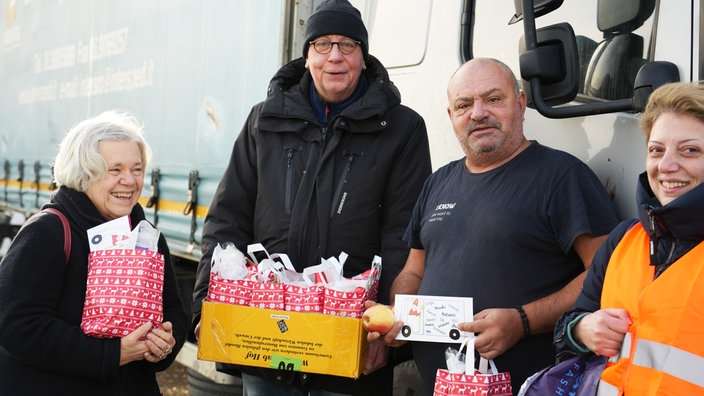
[
  {"left": 158, "top": 354, "right": 165, "bottom": 360},
  {"left": 164, "top": 346, "right": 170, "bottom": 354}
]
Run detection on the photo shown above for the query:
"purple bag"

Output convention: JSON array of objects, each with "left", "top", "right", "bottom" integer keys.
[{"left": 517, "top": 354, "right": 608, "bottom": 396}]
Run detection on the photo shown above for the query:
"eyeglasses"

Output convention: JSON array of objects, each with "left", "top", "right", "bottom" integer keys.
[{"left": 309, "top": 38, "right": 361, "bottom": 55}]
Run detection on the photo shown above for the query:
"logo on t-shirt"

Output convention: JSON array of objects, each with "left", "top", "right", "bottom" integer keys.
[{"left": 429, "top": 202, "right": 456, "bottom": 222}]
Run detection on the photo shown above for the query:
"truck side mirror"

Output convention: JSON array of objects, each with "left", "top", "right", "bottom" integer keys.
[
  {"left": 509, "top": 0, "right": 564, "bottom": 24},
  {"left": 519, "top": 23, "right": 578, "bottom": 107},
  {"left": 632, "top": 61, "right": 681, "bottom": 112},
  {"left": 518, "top": 0, "right": 680, "bottom": 119}
]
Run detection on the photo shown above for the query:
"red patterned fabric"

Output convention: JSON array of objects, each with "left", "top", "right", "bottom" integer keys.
[
  {"left": 433, "top": 368, "right": 512, "bottom": 396},
  {"left": 322, "top": 286, "right": 369, "bottom": 318},
  {"left": 250, "top": 282, "right": 285, "bottom": 310},
  {"left": 206, "top": 272, "right": 253, "bottom": 306},
  {"left": 284, "top": 284, "right": 324, "bottom": 313},
  {"left": 81, "top": 249, "right": 164, "bottom": 338},
  {"left": 322, "top": 261, "right": 380, "bottom": 318}
]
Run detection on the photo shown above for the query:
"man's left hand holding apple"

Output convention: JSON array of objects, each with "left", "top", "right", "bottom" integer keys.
[{"left": 362, "top": 301, "right": 407, "bottom": 375}]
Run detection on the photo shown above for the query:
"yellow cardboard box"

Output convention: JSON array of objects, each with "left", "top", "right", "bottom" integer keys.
[{"left": 197, "top": 301, "right": 368, "bottom": 378}]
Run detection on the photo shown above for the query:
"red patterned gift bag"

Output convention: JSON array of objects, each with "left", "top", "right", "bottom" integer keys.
[
  {"left": 284, "top": 283, "right": 324, "bottom": 313},
  {"left": 322, "top": 285, "right": 369, "bottom": 318},
  {"left": 351, "top": 260, "right": 381, "bottom": 303},
  {"left": 206, "top": 272, "right": 253, "bottom": 306},
  {"left": 434, "top": 337, "right": 512, "bottom": 396},
  {"left": 323, "top": 256, "right": 381, "bottom": 318},
  {"left": 250, "top": 282, "right": 285, "bottom": 310},
  {"left": 81, "top": 249, "right": 164, "bottom": 338},
  {"left": 206, "top": 242, "right": 256, "bottom": 306}
]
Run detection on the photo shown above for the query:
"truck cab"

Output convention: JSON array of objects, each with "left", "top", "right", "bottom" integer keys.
[{"left": 367, "top": 0, "right": 697, "bottom": 219}]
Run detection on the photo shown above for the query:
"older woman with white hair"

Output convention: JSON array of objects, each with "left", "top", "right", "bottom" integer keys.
[{"left": 0, "top": 110, "right": 188, "bottom": 395}]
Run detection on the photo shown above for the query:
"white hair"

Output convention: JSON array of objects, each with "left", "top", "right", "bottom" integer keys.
[{"left": 53, "top": 110, "right": 152, "bottom": 191}]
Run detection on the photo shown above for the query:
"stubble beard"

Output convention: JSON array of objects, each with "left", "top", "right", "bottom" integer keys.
[{"left": 459, "top": 120, "right": 505, "bottom": 157}]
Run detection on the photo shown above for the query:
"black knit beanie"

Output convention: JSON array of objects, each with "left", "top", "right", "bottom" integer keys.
[{"left": 303, "top": 0, "right": 368, "bottom": 59}]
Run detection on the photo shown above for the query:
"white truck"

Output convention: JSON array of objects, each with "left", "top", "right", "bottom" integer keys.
[{"left": 0, "top": 0, "right": 699, "bottom": 394}]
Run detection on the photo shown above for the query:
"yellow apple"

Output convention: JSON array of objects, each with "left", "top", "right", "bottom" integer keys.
[{"left": 361, "top": 304, "right": 395, "bottom": 334}]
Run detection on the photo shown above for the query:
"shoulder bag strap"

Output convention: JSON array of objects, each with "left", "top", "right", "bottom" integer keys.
[{"left": 42, "top": 208, "right": 71, "bottom": 264}]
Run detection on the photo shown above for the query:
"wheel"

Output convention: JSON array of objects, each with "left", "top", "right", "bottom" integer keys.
[
  {"left": 393, "top": 360, "right": 423, "bottom": 396},
  {"left": 187, "top": 368, "right": 243, "bottom": 396},
  {"left": 401, "top": 325, "right": 412, "bottom": 337},
  {"left": 449, "top": 328, "right": 460, "bottom": 340}
]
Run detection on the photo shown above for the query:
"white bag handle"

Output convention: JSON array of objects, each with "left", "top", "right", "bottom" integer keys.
[
  {"left": 302, "top": 260, "right": 338, "bottom": 285},
  {"left": 270, "top": 253, "right": 295, "bottom": 271},
  {"left": 478, "top": 354, "right": 500, "bottom": 374},
  {"left": 247, "top": 243, "right": 270, "bottom": 264},
  {"left": 458, "top": 335, "right": 500, "bottom": 375}
]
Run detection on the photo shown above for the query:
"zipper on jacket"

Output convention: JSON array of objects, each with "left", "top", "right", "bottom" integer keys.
[
  {"left": 322, "top": 104, "right": 331, "bottom": 143},
  {"left": 285, "top": 147, "right": 298, "bottom": 215},
  {"left": 330, "top": 152, "right": 360, "bottom": 218},
  {"left": 664, "top": 240, "right": 676, "bottom": 264},
  {"left": 647, "top": 209, "right": 657, "bottom": 266},
  {"left": 655, "top": 240, "right": 677, "bottom": 279}
]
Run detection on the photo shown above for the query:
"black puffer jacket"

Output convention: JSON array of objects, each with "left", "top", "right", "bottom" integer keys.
[
  {"left": 192, "top": 55, "right": 431, "bottom": 394},
  {"left": 554, "top": 172, "right": 704, "bottom": 361},
  {"left": 0, "top": 187, "right": 189, "bottom": 395}
]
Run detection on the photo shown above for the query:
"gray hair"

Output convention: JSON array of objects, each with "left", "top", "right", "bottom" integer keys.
[{"left": 53, "top": 110, "right": 152, "bottom": 191}]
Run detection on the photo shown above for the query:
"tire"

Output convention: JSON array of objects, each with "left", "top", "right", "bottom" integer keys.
[
  {"left": 393, "top": 360, "right": 423, "bottom": 396},
  {"left": 187, "top": 368, "right": 243, "bottom": 396}
]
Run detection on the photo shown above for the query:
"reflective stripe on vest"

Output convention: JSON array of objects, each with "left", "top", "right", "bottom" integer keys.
[
  {"left": 632, "top": 339, "right": 704, "bottom": 388},
  {"left": 607, "top": 332, "right": 632, "bottom": 363},
  {"left": 596, "top": 380, "right": 618, "bottom": 396},
  {"left": 599, "top": 224, "right": 704, "bottom": 395}
]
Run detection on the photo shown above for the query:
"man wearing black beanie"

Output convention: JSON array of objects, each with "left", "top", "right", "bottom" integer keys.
[
  {"left": 302, "top": 0, "right": 369, "bottom": 60},
  {"left": 191, "top": 0, "right": 432, "bottom": 395}
]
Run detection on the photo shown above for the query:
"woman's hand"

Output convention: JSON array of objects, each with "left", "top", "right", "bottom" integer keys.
[
  {"left": 119, "top": 322, "right": 152, "bottom": 366},
  {"left": 119, "top": 321, "right": 176, "bottom": 366},
  {"left": 144, "top": 321, "right": 176, "bottom": 363},
  {"left": 574, "top": 308, "right": 631, "bottom": 357}
]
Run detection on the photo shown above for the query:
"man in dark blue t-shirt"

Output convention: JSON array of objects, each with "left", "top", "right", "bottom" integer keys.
[{"left": 369, "top": 58, "right": 619, "bottom": 395}]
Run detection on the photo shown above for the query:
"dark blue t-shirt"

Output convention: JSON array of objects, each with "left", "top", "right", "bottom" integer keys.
[{"left": 404, "top": 142, "right": 619, "bottom": 395}]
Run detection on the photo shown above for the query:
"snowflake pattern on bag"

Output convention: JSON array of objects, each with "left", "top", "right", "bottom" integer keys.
[
  {"left": 81, "top": 249, "right": 164, "bottom": 338},
  {"left": 434, "top": 368, "right": 512, "bottom": 396},
  {"left": 284, "top": 284, "right": 325, "bottom": 313},
  {"left": 250, "top": 282, "right": 285, "bottom": 310},
  {"left": 206, "top": 272, "right": 253, "bottom": 306}
]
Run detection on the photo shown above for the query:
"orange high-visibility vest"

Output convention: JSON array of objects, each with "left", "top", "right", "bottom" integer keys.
[{"left": 596, "top": 224, "right": 704, "bottom": 396}]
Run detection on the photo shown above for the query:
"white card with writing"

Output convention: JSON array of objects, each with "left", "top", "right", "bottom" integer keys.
[{"left": 394, "top": 294, "right": 473, "bottom": 343}]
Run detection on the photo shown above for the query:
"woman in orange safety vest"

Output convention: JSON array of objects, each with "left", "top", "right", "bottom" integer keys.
[{"left": 554, "top": 81, "right": 704, "bottom": 395}]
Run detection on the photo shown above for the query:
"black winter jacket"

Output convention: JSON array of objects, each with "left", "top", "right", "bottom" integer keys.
[
  {"left": 554, "top": 172, "right": 704, "bottom": 361},
  {"left": 0, "top": 187, "right": 189, "bottom": 395},
  {"left": 192, "top": 55, "right": 432, "bottom": 394}
]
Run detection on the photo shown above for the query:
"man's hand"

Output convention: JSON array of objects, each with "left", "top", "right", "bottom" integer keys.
[
  {"left": 363, "top": 339, "right": 389, "bottom": 375},
  {"left": 364, "top": 300, "right": 406, "bottom": 348},
  {"left": 457, "top": 308, "right": 523, "bottom": 360},
  {"left": 573, "top": 308, "right": 631, "bottom": 357}
]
